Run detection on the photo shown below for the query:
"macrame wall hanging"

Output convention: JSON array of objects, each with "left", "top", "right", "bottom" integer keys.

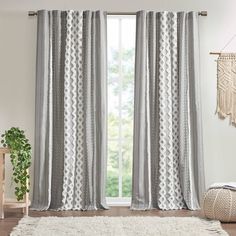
[{"left": 210, "top": 35, "right": 236, "bottom": 126}]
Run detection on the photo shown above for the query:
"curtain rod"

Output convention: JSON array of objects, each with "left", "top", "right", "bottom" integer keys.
[
  {"left": 209, "top": 52, "right": 221, "bottom": 55},
  {"left": 28, "top": 10, "right": 208, "bottom": 17}
]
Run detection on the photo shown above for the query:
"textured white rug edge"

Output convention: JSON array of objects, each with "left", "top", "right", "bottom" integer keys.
[{"left": 10, "top": 216, "right": 229, "bottom": 236}]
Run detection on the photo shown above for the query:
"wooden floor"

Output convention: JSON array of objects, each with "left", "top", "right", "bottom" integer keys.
[{"left": 0, "top": 207, "right": 236, "bottom": 236}]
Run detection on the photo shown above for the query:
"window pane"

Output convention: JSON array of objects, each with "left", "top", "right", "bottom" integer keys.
[
  {"left": 108, "top": 83, "right": 119, "bottom": 140},
  {"left": 108, "top": 18, "right": 119, "bottom": 140},
  {"left": 107, "top": 16, "right": 135, "bottom": 201},
  {"left": 106, "top": 141, "right": 119, "bottom": 197},
  {"left": 122, "top": 140, "right": 133, "bottom": 197}
]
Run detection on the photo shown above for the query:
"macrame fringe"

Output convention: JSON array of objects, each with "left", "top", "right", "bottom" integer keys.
[{"left": 217, "top": 93, "right": 236, "bottom": 126}]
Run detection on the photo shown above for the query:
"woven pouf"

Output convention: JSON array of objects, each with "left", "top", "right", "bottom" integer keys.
[{"left": 203, "top": 188, "right": 236, "bottom": 222}]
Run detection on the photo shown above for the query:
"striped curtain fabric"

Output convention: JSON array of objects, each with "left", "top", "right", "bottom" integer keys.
[
  {"left": 131, "top": 11, "right": 205, "bottom": 210},
  {"left": 31, "top": 10, "right": 108, "bottom": 211}
]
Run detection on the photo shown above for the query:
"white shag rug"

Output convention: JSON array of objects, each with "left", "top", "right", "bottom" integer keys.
[{"left": 10, "top": 216, "right": 228, "bottom": 236}]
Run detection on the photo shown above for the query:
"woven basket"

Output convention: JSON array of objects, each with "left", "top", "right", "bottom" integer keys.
[{"left": 203, "top": 188, "right": 236, "bottom": 222}]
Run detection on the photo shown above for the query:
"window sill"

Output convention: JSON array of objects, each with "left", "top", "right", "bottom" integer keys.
[{"left": 106, "top": 197, "right": 131, "bottom": 207}]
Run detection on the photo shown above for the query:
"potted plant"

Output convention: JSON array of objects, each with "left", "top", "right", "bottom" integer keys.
[{"left": 1, "top": 127, "right": 31, "bottom": 201}]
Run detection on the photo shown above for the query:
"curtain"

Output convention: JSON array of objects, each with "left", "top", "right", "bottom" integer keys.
[
  {"left": 31, "top": 10, "right": 108, "bottom": 211},
  {"left": 131, "top": 11, "right": 205, "bottom": 210}
]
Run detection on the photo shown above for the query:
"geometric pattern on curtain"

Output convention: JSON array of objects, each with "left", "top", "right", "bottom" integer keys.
[
  {"left": 131, "top": 11, "right": 205, "bottom": 210},
  {"left": 31, "top": 10, "right": 108, "bottom": 211},
  {"left": 62, "top": 11, "right": 84, "bottom": 210},
  {"left": 158, "top": 12, "right": 185, "bottom": 210}
]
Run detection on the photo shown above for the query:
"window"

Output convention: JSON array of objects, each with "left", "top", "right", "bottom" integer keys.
[{"left": 106, "top": 15, "right": 136, "bottom": 205}]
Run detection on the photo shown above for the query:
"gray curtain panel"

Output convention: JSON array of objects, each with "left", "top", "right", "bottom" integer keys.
[
  {"left": 31, "top": 10, "right": 66, "bottom": 210},
  {"left": 131, "top": 11, "right": 205, "bottom": 210},
  {"left": 31, "top": 10, "right": 108, "bottom": 211}
]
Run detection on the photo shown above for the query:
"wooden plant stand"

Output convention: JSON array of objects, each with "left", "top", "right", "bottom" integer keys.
[{"left": 0, "top": 148, "right": 30, "bottom": 219}]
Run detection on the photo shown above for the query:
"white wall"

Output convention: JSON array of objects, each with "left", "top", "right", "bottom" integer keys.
[{"left": 0, "top": 0, "right": 236, "bottom": 199}]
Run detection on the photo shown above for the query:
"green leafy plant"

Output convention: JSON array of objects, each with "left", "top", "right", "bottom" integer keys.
[{"left": 1, "top": 127, "right": 31, "bottom": 201}]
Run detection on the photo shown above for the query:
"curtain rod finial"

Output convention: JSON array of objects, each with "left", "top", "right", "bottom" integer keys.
[
  {"left": 199, "top": 11, "right": 207, "bottom": 16},
  {"left": 28, "top": 11, "right": 37, "bottom": 16}
]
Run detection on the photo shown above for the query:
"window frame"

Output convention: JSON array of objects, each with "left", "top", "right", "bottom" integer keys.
[{"left": 106, "top": 15, "right": 136, "bottom": 206}]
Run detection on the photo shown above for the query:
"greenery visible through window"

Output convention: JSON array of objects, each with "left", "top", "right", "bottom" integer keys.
[{"left": 106, "top": 16, "right": 135, "bottom": 199}]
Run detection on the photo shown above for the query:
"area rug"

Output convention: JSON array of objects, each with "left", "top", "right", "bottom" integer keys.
[{"left": 10, "top": 216, "right": 228, "bottom": 236}]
